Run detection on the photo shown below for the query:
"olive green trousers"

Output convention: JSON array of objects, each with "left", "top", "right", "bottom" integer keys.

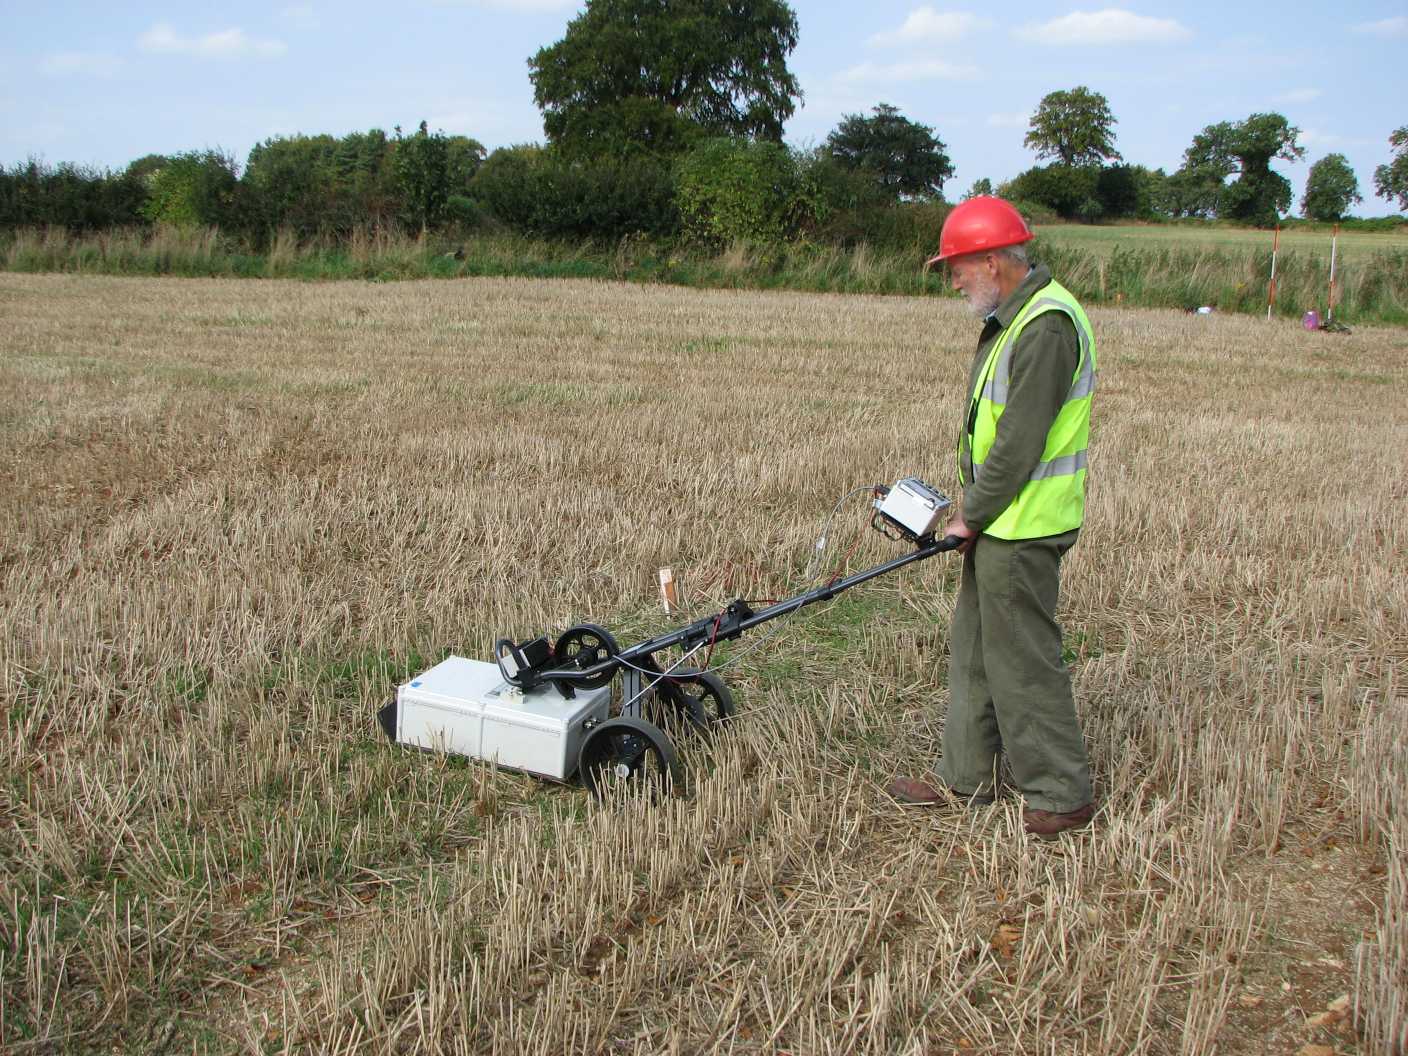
[{"left": 937, "top": 529, "right": 1093, "bottom": 813}]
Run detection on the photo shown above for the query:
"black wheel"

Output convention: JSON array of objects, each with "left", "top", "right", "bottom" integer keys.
[
  {"left": 578, "top": 717, "right": 684, "bottom": 799},
  {"left": 659, "top": 670, "right": 734, "bottom": 734},
  {"left": 552, "top": 623, "right": 619, "bottom": 690}
]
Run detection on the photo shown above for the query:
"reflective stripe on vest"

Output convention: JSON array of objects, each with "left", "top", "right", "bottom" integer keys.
[{"left": 958, "top": 279, "right": 1096, "bottom": 540}]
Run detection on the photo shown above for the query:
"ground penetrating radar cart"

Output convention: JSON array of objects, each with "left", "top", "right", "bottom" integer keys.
[{"left": 378, "top": 478, "right": 963, "bottom": 798}]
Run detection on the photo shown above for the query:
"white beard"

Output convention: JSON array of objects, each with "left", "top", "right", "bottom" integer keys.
[{"left": 963, "top": 276, "right": 1001, "bottom": 318}]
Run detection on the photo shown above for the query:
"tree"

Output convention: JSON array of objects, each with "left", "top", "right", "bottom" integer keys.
[
  {"left": 393, "top": 121, "right": 450, "bottom": 230},
  {"left": 1164, "top": 160, "right": 1228, "bottom": 218},
  {"left": 126, "top": 154, "right": 170, "bottom": 182},
  {"left": 244, "top": 130, "right": 398, "bottom": 238},
  {"left": 1024, "top": 86, "right": 1121, "bottom": 167},
  {"left": 1131, "top": 166, "right": 1174, "bottom": 219},
  {"left": 469, "top": 146, "right": 548, "bottom": 233},
  {"left": 332, "top": 128, "right": 395, "bottom": 213},
  {"left": 825, "top": 103, "right": 953, "bottom": 201},
  {"left": 1374, "top": 126, "right": 1408, "bottom": 210},
  {"left": 1173, "top": 113, "right": 1305, "bottom": 226},
  {"left": 445, "top": 135, "right": 487, "bottom": 195},
  {"left": 1095, "top": 164, "right": 1142, "bottom": 218},
  {"left": 528, "top": 0, "right": 801, "bottom": 159},
  {"left": 245, "top": 134, "right": 344, "bottom": 235},
  {"left": 964, "top": 178, "right": 992, "bottom": 200},
  {"left": 1301, "top": 154, "right": 1362, "bottom": 221}
]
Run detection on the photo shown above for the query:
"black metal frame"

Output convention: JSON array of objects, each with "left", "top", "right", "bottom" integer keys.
[{"left": 499, "top": 533, "right": 964, "bottom": 695}]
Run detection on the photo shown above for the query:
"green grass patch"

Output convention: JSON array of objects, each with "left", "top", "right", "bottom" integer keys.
[
  {"left": 1040, "top": 220, "right": 1408, "bottom": 261},
  {"left": 150, "top": 362, "right": 262, "bottom": 392},
  {"left": 492, "top": 380, "right": 646, "bottom": 408}
]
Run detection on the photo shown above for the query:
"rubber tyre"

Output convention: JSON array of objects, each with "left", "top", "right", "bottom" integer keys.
[{"left": 578, "top": 717, "right": 684, "bottom": 800}]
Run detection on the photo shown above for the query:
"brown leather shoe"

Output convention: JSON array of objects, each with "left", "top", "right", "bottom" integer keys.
[
  {"left": 1023, "top": 803, "right": 1096, "bottom": 839},
  {"left": 885, "top": 776, "right": 992, "bottom": 807}
]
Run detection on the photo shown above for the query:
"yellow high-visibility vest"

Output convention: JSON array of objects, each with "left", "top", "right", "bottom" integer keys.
[{"left": 957, "top": 279, "right": 1096, "bottom": 539}]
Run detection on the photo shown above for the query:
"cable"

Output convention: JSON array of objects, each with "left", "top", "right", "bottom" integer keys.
[
  {"left": 804, "top": 485, "right": 879, "bottom": 583},
  {"left": 586, "top": 483, "right": 887, "bottom": 695},
  {"left": 684, "top": 483, "right": 883, "bottom": 679},
  {"left": 615, "top": 638, "right": 710, "bottom": 713},
  {"left": 518, "top": 484, "right": 892, "bottom": 718},
  {"left": 825, "top": 517, "right": 871, "bottom": 588}
]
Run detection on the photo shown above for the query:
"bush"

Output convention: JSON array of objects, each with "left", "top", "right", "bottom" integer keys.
[
  {"left": 1003, "top": 199, "right": 1060, "bottom": 226},
  {"left": 1002, "top": 163, "right": 1175, "bottom": 222},
  {"left": 471, "top": 146, "right": 678, "bottom": 240},
  {"left": 792, "top": 150, "right": 958, "bottom": 255},
  {"left": 141, "top": 151, "right": 241, "bottom": 230},
  {"left": 795, "top": 151, "right": 887, "bottom": 214},
  {"left": 675, "top": 137, "right": 808, "bottom": 246},
  {"left": 815, "top": 201, "right": 950, "bottom": 255},
  {"left": 0, "top": 160, "right": 148, "bottom": 230},
  {"left": 444, "top": 195, "right": 486, "bottom": 230},
  {"left": 468, "top": 147, "right": 542, "bottom": 232},
  {"left": 1318, "top": 215, "right": 1406, "bottom": 233},
  {"left": 1095, "top": 165, "right": 1140, "bottom": 218},
  {"left": 1000, "top": 164, "right": 1103, "bottom": 220}
]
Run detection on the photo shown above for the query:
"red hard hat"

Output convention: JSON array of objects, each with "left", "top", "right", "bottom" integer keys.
[{"left": 927, "top": 196, "right": 1034, "bottom": 265}]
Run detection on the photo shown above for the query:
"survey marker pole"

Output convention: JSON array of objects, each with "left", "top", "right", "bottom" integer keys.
[
  {"left": 1267, "top": 225, "right": 1280, "bottom": 321},
  {"left": 1327, "top": 224, "right": 1340, "bottom": 324}
]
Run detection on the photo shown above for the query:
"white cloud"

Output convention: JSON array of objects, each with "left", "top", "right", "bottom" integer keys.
[
  {"left": 40, "top": 52, "right": 124, "bottom": 77},
  {"left": 1274, "top": 88, "right": 1321, "bottom": 104},
  {"left": 139, "top": 23, "right": 288, "bottom": 58},
  {"left": 869, "top": 8, "right": 992, "bottom": 47},
  {"left": 837, "top": 59, "right": 980, "bottom": 84},
  {"left": 1016, "top": 9, "right": 1193, "bottom": 46},
  {"left": 1351, "top": 15, "right": 1408, "bottom": 36},
  {"left": 986, "top": 111, "right": 1028, "bottom": 128},
  {"left": 1300, "top": 128, "right": 1375, "bottom": 150},
  {"left": 1299, "top": 129, "right": 1342, "bottom": 150}
]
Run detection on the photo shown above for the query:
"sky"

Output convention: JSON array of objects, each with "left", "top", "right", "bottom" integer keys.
[{"left": 3, "top": 1, "right": 1406, "bottom": 216}]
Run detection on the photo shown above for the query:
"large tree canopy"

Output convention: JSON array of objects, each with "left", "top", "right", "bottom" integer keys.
[
  {"left": 825, "top": 104, "right": 953, "bottom": 200},
  {"left": 1024, "top": 86, "right": 1121, "bottom": 167},
  {"left": 1301, "top": 153, "right": 1362, "bottom": 221},
  {"left": 1173, "top": 112, "right": 1305, "bottom": 226},
  {"left": 1374, "top": 126, "right": 1408, "bottom": 211},
  {"left": 528, "top": 0, "right": 801, "bottom": 159}
]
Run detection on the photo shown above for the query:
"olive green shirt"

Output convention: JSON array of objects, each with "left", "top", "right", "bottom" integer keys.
[{"left": 957, "top": 264, "right": 1081, "bottom": 534}]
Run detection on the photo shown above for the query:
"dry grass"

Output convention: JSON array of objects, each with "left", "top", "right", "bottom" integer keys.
[{"left": 1, "top": 273, "right": 1405, "bottom": 1054}]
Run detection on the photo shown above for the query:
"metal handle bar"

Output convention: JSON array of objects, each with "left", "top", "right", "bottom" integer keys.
[{"left": 525, "top": 534, "right": 964, "bottom": 689}]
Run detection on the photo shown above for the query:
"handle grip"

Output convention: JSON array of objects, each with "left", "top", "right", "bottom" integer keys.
[{"left": 937, "top": 534, "right": 965, "bottom": 552}]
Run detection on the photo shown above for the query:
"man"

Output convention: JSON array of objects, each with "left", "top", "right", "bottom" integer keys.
[{"left": 887, "top": 196, "right": 1097, "bottom": 839}]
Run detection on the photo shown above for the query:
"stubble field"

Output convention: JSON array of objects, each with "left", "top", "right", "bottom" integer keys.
[{"left": 1, "top": 272, "right": 1405, "bottom": 1055}]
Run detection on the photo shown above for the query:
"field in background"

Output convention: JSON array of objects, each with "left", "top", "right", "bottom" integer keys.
[
  {"left": 1039, "top": 221, "right": 1408, "bottom": 260},
  {"left": 2, "top": 274, "right": 1406, "bottom": 1054},
  {"left": 4, "top": 223, "right": 1408, "bottom": 326}
]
